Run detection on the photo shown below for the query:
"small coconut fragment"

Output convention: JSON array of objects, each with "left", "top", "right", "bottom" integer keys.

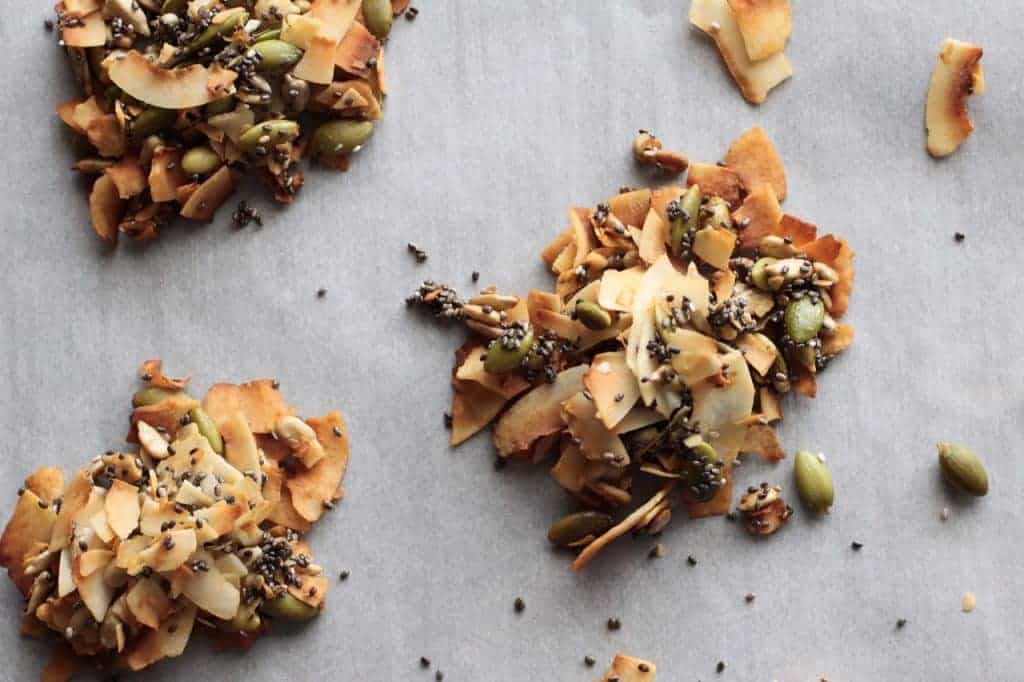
[
  {"left": 60, "top": 9, "right": 107, "bottom": 47},
  {"left": 88, "top": 174, "right": 123, "bottom": 244},
  {"left": 686, "top": 163, "right": 743, "bottom": 208},
  {"left": 139, "top": 359, "right": 189, "bottom": 390},
  {"left": 105, "top": 479, "right": 140, "bottom": 539},
  {"left": 926, "top": 39, "right": 984, "bottom": 157},
  {"left": 600, "top": 653, "right": 657, "bottom": 681},
  {"left": 493, "top": 365, "right": 588, "bottom": 457},
  {"left": 724, "top": 126, "right": 787, "bottom": 202},
  {"left": 726, "top": 0, "right": 791, "bottom": 61},
  {"left": 126, "top": 577, "right": 172, "bottom": 629},
  {"left": 690, "top": 0, "right": 792, "bottom": 104},
  {"left": 274, "top": 415, "right": 327, "bottom": 469}
]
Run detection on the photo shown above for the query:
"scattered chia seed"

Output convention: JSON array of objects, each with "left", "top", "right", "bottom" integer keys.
[
  {"left": 420, "top": 656, "right": 431, "bottom": 668},
  {"left": 435, "top": 672, "right": 444, "bottom": 681},
  {"left": 44, "top": 18, "right": 54, "bottom": 31},
  {"left": 745, "top": 593, "right": 756, "bottom": 603},
  {"left": 648, "top": 543, "right": 665, "bottom": 559},
  {"left": 339, "top": 570, "right": 349, "bottom": 581},
  {"left": 851, "top": 541, "right": 863, "bottom": 551},
  {"left": 231, "top": 201, "right": 262, "bottom": 229},
  {"left": 514, "top": 597, "right": 525, "bottom": 613},
  {"left": 406, "top": 6, "right": 419, "bottom": 19},
  {"left": 896, "top": 618, "right": 907, "bottom": 629},
  {"left": 317, "top": 288, "right": 327, "bottom": 298},
  {"left": 493, "top": 457, "right": 506, "bottom": 471},
  {"left": 471, "top": 270, "right": 480, "bottom": 282},
  {"left": 443, "top": 412, "right": 453, "bottom": 429},
  {"left": 717, "top": 660, "right": 726, "bottom": 673},
  {"left": 584, "top": 656, "right": 595, "bottom": 667},
  {"left": 954, "top": 232, "right": 965, "bottom": 242},
  {"left": 407, "top": 242, "right": 428, "bottom": 262},
  {"left": 687, "top": 555, "right": 698, "bottom": 566},
  {"left": 607, "top": 617, "right": 621, "bottom": 631}
]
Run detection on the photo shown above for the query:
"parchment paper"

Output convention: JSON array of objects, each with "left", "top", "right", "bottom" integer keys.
[{"left": 0, "top": 1, "right": 1021, "bottom": 679}]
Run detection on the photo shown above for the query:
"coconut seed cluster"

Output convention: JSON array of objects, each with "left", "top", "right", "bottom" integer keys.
[
  {"left": 0, "top": 360, "right": 349, "bottom": 674},
  {"left": 54, "top": 0, "right": 407, "bottom": 245},
  {"left": 416, "top": 127, "right": 855, "bottom": 570}
]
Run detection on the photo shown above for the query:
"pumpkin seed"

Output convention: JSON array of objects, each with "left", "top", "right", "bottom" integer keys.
[
  {"left": 238, "top": 119, "right": 301, "bottom": 155},
  {"left": 205, "top": 96, "right": 235, "bottom": 116},
  {"left": 188, "top": 407, "right": 223, "bottom": 454},
  {"left": 483, "top": 329, "right": 534, "bottom": 374},
  {"left": 181, "top": 146, "right": 222, "bottom": 176},
  {"left": 252, "top": 39, "right": 304, "bottom": 72},
  {"left": 759, "top": 234, "right": 797, "bottom": 258},
  {"left": 179, "top": 8, "right": 248, "bottom": 59},
  {"left": 937, "top": 442, "right": 988, "bottom": 496},
  {"left": 129, "top": 107, "right": 175, "bottom": 142},
  {"left": 750, "top": 257, "right": 777, "bottom": 290},
  {"left": 131, "top": 386, "right": 182, "bottom": 407},
  {"left": 670, "top": 184, "right": 701, "bottom": 256},
  {"left": 794, "top": 450, "right": 834, "bottom": 513},
  {"left": 362, "top": 0, "right": 394, "bottom": 39},
  {"left": 784, "top": 297, "right": 825, "bottom": 343},
  {"left": 252, "top": 28, "right": 281, "bottom": 42},
  {"left": 310, "top": 120, "right": 374, "bottom": 161},
  {"left": 160, "top": 0, "right": 186, "bottom": 13},
  {"left": 547, "top": 511, "right": 613, "bottom": 547},
  {"left": 259, "top": 592, "right": 319, "bottom": 621},
  {"left": 574, "top": 300, "right": 612, "bottom": 330}
]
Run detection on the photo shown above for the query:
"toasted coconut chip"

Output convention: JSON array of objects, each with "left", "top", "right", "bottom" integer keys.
[
  {"left": 104, "top": 155, "right": 146, "bottom": 199},
  {"left": 685, "top": 465, "right": 734, "bottom": 518},
  {"left": 61, "top": 8, "right": 107, "bottom": 47},
  {"left": 793, "top": 368, "right": 816, "bottom": 398},
  {"left": 542, "top": 227, "right": 574, "bottom": 268},
  {"left": 599, "top": 266, "right": 645, "bottom": 312},
  {"left": 295, "top": 31, "right": 341, "bottom": 84},
  {"left": 637, "top": 208, "right": 668, "bottom": 265},
  {"left": 105, "top": 479, "right": 140, "bottom": 540},
  {"left": 724, "top": 126, "right": 787, "bottom": 202},
  {"left": 56, "top": 99, "right": 86, "bottom": 133},
  {"left": 727, "top": 0, "right": 791, "bottom": 61},
  {"left": 690, "top": 0, "right": 792, "bottom": 104},
  {"left": 572, "top": 483, "right": 674, "bottom": 572},
  {"left": 649, "top": 185, "right": 685, "bottom": 224},
  {"left": 334, "top": 21, "right": 379, "bottom": 77},
  {"left": 550, "top": 441, "right": 607, "bottom": 494},
  {"left": 262, "top": 463, "right": 313, "bottom": 533},
  {"left": 569, "top": 207, "right": 597, "bottom": 269},
  {"left": 285, "top": 413, "right": 349, "bottom": 519},
  {"left": 78, "top": 563, "right": 116, "bottom": 622},
  {"left": 77, "top": 549, "right": 114, "bottom": 577},
  {"left": 686, "top": 163, "right": 743, "bottom": 208},
  {"left": 741, "top": 419, "right": 785, "bottom": 461},
  {"left": 802, "top": 235, "right": 855, "bottom": 318},
  {"left": 221, "top": 412, "right": 262, "bottom": 474},
  {"left": 180, "top": 165, "right": 237, "bottom": 221},
  {"left": 450, "top": 375, "right": 508, "bottom": 446},
  {"left": 455, "top": 346, "right": 531, "bottom": 400},
  {"left": 926, "top": 39, "right": 984, "bottom": 157},
  {"left": 180, "top": 551, "right": 240, "bottom": 619},
  {"left": 777, "top": 213, "right": 817, "bottom": 246},
  {"left": 759, "top": 386, "right": 782, "bottom": 422},
  {"left": 493, "top": 365, "right": 587, "bottom": 457},
  {"left": 0, "top": 490, "right": 58, "bottom": 595},
  {"left": 126, "top": 577, "right": 172, "bottom": 629},
  {"left": 136, "top": 529, "right": 196, "bottom": 573},
  {"left": 310, "top": 0, "right": 361, "bottom": 37},
  {"left": 611, "top": 406, "right": 664, "bottom": 435},
  {"left": 25, "top": 468, "right": 65, "bottom": 504},
  {"left": 108, "top": 51, "right": 236, "bottom": 109},
  {"left": 736, "top": 333, "right": 777, "bottom": 376},
  {"left": 89, "top": 174, "right": 123, "bottom": 244},
  {"left": 86, "top": 113, "right": 125, "bottom": 158},
  {"left": 691, "top": 351, "right": 755, "bottom": 436},
  {"left": 281, "top": 13, "right": 325, "bottom": 48},
  {"left": 137, "top": 420, "right": 170, "bottom": 459},
  {"left": 65, "top": 0, "right": 102, "bottom": 15},
  {"left": 693, "top": 225, "right": 736, "bottom": 270},
  {"left": 124, "top": 601, "right": 196, "bottom": 671},
  {"left": 608, "top": 189, "right": 652, "bottom": 228},
  {"left": 822, "top": 323, "right": 855, "bottom": 355},
  {"left": 664, "top": 328, "right": 722, "bottom": 387},
  {"left": 601, "top": 654, "right": 657, "bottom": 681},
  {"left": 585, "top": 351, "right": 640, "bottom": 429},
  {"left": 563, "top": 392, "right": 630, "bottom": 466},
  {"left": 140, "top": 359, "right": 189, "bottom": 390},
  {"left": 47, "top": 471, "right": 92, "bottom": 554},
  {"left": 203, "top": 379, "right": 294, "bottom": 434},
  {"left": 40, "top": 644, "right": 80, "bottom": 682},
  {"left": 129, "top": 393, "right": 198, "bottom": 444}
]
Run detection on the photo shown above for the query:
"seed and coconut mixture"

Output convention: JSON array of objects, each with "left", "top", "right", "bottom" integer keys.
[
  {"left": 0, "top": 360, "right": 350, "bottom": 677},
  {"left": 54, "top": 0, "right": 407, "bottom": 245},
  {"left": 410, "top": 127, "right": 855, "bottom": 570}
]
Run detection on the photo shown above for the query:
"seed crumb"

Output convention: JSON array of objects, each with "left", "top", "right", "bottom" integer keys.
[
  {"left": 44, "top": 18, "right": 54, "bottom": 31},
  {"left": 896, "top": 618, "right": 907, "bottom": 629},
  {"left": 851, "top": 541, "right": 863, "bottom": 551},
  {"left": 338, "top": 571, "right": 349, "bottom": 581},
  {"left": 962, "top": 592, "right": 976, "bottom": 612},
  {"left": 584, "top": 656, "right": 595, "bottom": 667},
  {"left": 406, "top": 6, "right": 419, "bottom": 19},
  {"left": 716, "top": 660, "right": 726, "bottom": 673},
  {"left": 648, "top": 543, "right": 665, "bottom": 559},
  {"left": 954, "top": 231, "right": 965, "bottom": 242},
  {"left": 420, "top": 656, "right": 431, "bottom": 668},
  {"left": 231, "top": 201, "right": 262, "bottom": 229},
  {"left": 606, "top": 617, "right": 621, "bottom": 631},
  {"left": 317, "top": 288, "right": 327, "bottom": 298},
  {"left": 687, "top": 554, "right": 698, "bottom": 566},
  {"left": 471, "top": 271, "right": 480, "bottom": 282},
  {"left": 514, "top": 597, "right": 525, "bottom": 613},
  {"left": 745, "top": 592, "right": 756, "bottom": 603},
  {"left": 407, "top": 242, "right": 428, "bottom": 262}
]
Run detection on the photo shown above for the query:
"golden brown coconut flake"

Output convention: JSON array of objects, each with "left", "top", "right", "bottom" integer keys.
[{"left": 926, "top": 39, "right": 985, "bottom": 157}]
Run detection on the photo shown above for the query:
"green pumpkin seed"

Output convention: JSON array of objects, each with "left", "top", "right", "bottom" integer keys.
[
  {"left": 129, "top": 107, "right": 175, "bottom": 142},
  {"left": 574, "top": 300, "right": 612, "bottom": 330},
  {"left": 181, "top": 146, "right": 223, "bottom": 176},
  {"left": 206, "top": 96, "right": 235, "bottom": 116},
  {"left": 219, "top": 609, "right": 261, "bottom": 632},
  {"left": 794, "top": 449, "right": 834, "bottom": 513},
  {"left": 691, "top": 441, "right": 720, "bottom": 464},
  {"left": 179, "top": 8, "right": 248, "bottom": 58},
  {"left": 547, "top": 511, "right": 613, "bottom": 547},
  {"left": 252, "top": 39, "right": 304, "bottom": 72},
  {"left": 784, "top": 297, "right": 825, "bottom": 343},
  {"left": 252, "top": 28, "right": 282, "bottom": 43},
  {"left": 483, "top": 329, "right": 534, "bottom": 374},
  {"left": 362, "top": 0, "right": 394, "bottom": 38},
  {"left": 131, "top": 386, "right": 182, "bottom": 407},
  {"left": 750, "top": 257, "right": 777, "bottom": 290},
  {"left": 259, "top": 593, "right": 319, "bottom": 621},
  {"left": 310, "top": 120, "right": 374, "bottom": 161},
  {"left": 238, "top": 119, "right": 301, "bottom": 155},
  {"left": 161, "top": 0, "right": 186, "bottom": 13},
  {"left": 937, "top": 442, "right": 988, "bottom": 496},
  {"left": 702, "top": 195, "right": 732, "bottom": 230},
  {"left": 670, "top": 184, "right": 701, "bottom": 256},
  {"left": 188, "top": 407, "right": 223, "bottom": 454}
]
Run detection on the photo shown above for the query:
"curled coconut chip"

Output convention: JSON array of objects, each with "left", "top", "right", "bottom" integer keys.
[
  {"left": 55, "top": 0, "right": 407, "bottom": 245},
  {"left": 925, "top": 39, "right": 985, "bottom": 157},
  {"left": 410, "top": 127, "right": 855, "bottom": 570},
  {"left": 0, "top": 362, "right": 351, "bottom": 676},
  {"left": 690, "top": 0, "right": 792, "bottom": 104}
]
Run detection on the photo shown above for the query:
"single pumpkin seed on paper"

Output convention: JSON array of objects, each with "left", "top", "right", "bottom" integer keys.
[
  {"left": 547, "top": 511, "right": 613, "bottom": 547},
  {"left": 937, "top": 442, "right": 988, "bottom": 496},
  {"left": 793, "top": 449, "right": 834, "bottom": 513},
  {"left": 310, "top": 120, "right": 375, "bottom": 161}
]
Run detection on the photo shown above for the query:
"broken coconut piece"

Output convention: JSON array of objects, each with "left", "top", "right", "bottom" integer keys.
[
  {"left": 599, "top": 653, "right": 657, "bottom": 681},
  {"left": 690, "top": 0, "right": 792, "bottom": 104},
  {"left": 726, "top": 0, "right": 791, "bottom": 61},
  {"left": 925, "top": 39, "right": 985, "bottom": 157},
  {"left": 414, "top": 127, "right": 856, "bottom": 571},
  {"left": 53, "top": 0, "right": 404, "bottom": 246},
  {"left": 0, "top": 361, "right": 353, "bottom": 675}
]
